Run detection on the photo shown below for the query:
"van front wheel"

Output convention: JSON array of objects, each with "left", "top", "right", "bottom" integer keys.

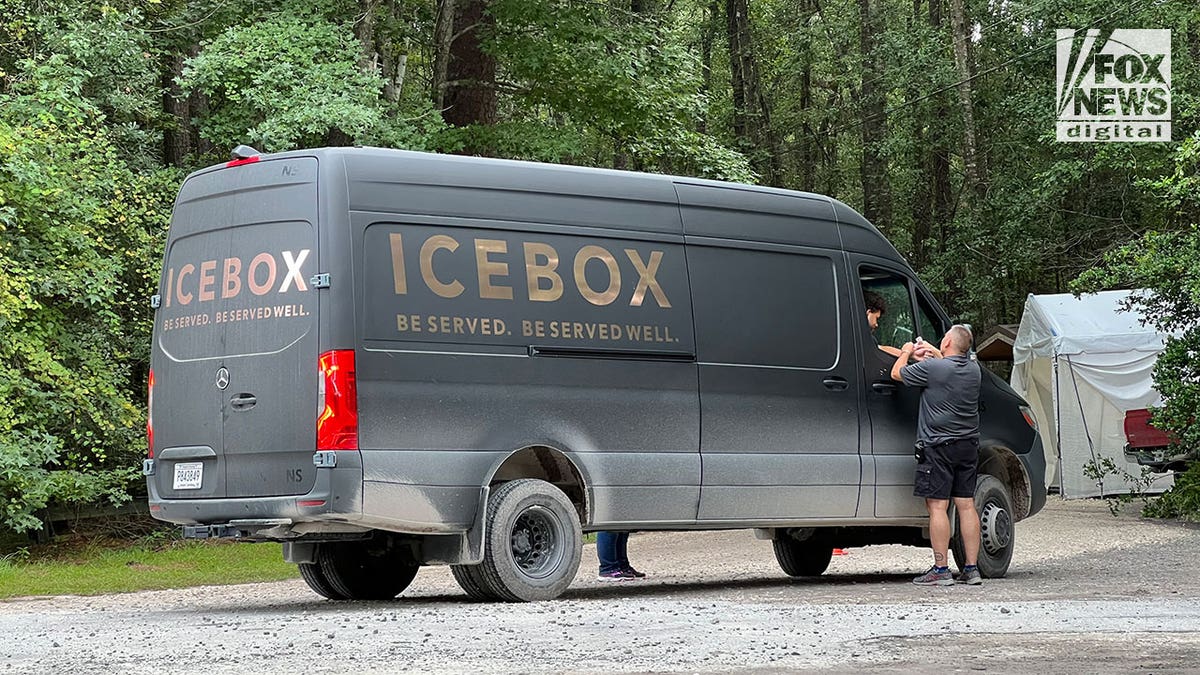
[
  {"left": 951, "top": 473, "right": 1015, "bottom": 578},
  {"left": 475, "top": 479, "right": 582, "bottom": 602}
]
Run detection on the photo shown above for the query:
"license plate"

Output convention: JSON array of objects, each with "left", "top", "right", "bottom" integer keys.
[{"left": 173, "top": 462, "right": 204, "bottom": 490}]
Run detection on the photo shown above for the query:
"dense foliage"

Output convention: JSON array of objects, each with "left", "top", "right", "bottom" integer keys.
[
  {"left": 1075, "top": 133, "right": 1200, "bottom": 517},
  {"left": 0, "top": 0, "right": 1197, "bottom": 530}
]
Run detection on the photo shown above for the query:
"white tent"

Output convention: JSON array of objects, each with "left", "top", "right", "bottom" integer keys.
[{"left": 1011, "top": 290, "right": 1174, "bottom": 498}]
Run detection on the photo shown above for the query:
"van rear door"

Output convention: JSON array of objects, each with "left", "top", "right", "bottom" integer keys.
[{"left": 152, "top": 157, "right": 320, "bottom": 499}]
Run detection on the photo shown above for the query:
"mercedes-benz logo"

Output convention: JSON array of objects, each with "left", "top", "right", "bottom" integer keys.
[{"left": 215, "top": 367, "right": 230, "bottom": 390}]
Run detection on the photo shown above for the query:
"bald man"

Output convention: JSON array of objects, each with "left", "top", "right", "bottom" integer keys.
[{"left": 890, "top": 325, "right": 983, "bottom": 586}]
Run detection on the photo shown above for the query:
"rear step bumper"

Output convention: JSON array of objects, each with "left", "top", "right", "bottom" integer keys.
[{"left": 148, "top": 451, "right": 365, "bottom": 531}]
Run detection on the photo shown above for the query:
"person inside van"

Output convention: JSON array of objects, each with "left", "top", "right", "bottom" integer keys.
[
  {"left": 865, "top": 290, "right": 903, "bottom": 357},
  {"left": 596, "top": 531, "right": 645, "bottom": 581}
]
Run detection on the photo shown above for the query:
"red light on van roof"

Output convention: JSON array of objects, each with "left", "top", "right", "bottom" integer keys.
[
  {"left": 226, "top": 155, "right": 260, "bottom": 168},
  {"left": 317, "top": 350, "right": 358, "bottom": 451}
]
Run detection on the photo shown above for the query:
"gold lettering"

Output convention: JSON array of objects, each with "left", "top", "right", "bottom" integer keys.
[
  {"left": 247, "top": 253, "right": 276, "bottom": 296},
  {"left": 475, "top": 239, "right": 513, "bottom": 300},
  {"left": 389, "top": 233, "right": 407, "bottom": 295},
  {"left": 176, "top": 264, "right": 195, "bottom": 305},
  {"left": 522, "top": 320, "right": 533, "bottom": 337},
  {"left": 198, "top": 260, "right": 217, "bottom": 302},
  {"left": 625, "top": 249, "right": 671, "bottom": 308},
  {"left": 574, "top": 245, "right": 621, "bottom": 306},
  {"left": 453, "top": 317, "right": 465, "bottom": 334},
  {"left": 164, "top": 266, "right": 175, "bottom": 308},
  {"left": 420, "top": 235, "right": 464, "bottom": 298},
  {"left": 523, "top": 242, "right": 563, "bottom": 302},
  {"left": 222, "top": 257, "right": 242, "bottom": 299}
]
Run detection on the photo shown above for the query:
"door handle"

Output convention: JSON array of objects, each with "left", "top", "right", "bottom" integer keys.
[
  {"left": 871, "top": 382, "right": 897, "bottom": 395},
  {"left": 822, "top": 377, "right": 849, "bottom": 391},
  {"left": 230, "top": 393, "right": 257, "bottom": 410}
]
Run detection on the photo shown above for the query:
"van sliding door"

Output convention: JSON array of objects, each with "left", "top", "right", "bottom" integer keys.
[{"left": 689, "top": 242, "right": 862, "bottom": 521}]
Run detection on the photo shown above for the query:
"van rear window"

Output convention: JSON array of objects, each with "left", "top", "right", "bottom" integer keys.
[
  {"left": 361, "top": 223, "right": 694, "bottom": 355},
  {"left": 157, "top": 220, "right": 316, "bottom": 361}
]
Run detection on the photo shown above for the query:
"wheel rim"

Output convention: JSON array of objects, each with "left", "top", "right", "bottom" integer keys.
[
  {"left": 510, "top": 505, "right": 564, "bottom": 579},
  {"left": 980, "top": 500, "right": 1013, "bottom": 555}
]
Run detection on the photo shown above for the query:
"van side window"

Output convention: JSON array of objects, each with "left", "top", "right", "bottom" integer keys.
[
  {"left": 860, "top": 270, "right": 916, "bottom": 353},
  {"left": 689, "top": 246, "right": 838, "bottom": 368},
  {"left": 915, "top": 293, "right": 943, "bottom": 344}
]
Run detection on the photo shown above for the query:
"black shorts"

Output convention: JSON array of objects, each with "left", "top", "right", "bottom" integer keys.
[{"left": 913, "top": 438, "right": 979, "bottom": 499}]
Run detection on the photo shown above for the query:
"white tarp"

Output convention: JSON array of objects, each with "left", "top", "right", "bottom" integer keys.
[{"left": 1011, "top": 290, "right": 1174, "bottom": 498}]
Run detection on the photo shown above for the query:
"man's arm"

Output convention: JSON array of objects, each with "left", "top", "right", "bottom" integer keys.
[
  {"left": 879, "top": 344, "right": 902, "bottom": 357},
  {"left": 890, "top": 342, "right": 915, "bottom": 382}
]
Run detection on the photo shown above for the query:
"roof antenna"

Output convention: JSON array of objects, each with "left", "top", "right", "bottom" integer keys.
[{"left": 230, "top": 145, "right": 260, "bottom": 160}]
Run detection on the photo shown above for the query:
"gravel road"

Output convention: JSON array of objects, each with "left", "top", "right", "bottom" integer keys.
[{"left": 2, "top": 499, "right": 1198, "bottom": 673}]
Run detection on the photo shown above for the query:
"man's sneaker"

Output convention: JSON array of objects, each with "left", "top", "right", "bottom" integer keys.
[
  {"left": 912, "top": 566, "right": 954, "bottom": 586},
  {"left": 621, "top": 566, "right": 647, "bottom": 578},
  {"left": 597, "top": 570, "right": 635, "bottom": 582},
  {"left": 957, "top": 566, "right": 983, "bottom": 585}
]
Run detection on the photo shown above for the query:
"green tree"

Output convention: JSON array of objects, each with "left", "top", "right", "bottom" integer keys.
[
  {"left": 180, "top": 15, "right": 392, "bottom": 151},
  {"left": 0, "top": 57, "right": 177, "bottom": 532},
  {"left": 1075, "top": 132, "right": 1200, "bottom": 519}
]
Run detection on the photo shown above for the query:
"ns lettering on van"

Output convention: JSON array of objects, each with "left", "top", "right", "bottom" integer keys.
[{"left": 362, "top": 224, "right": 694, "bottom": 353}]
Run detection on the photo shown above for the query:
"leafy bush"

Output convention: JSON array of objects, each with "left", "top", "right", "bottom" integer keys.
[
  {"left": 181, "top": 16, "right": 389, "bottom": 151},
  {"left": 1143, "top": 463, "right": 1200, "bottom": 521},
  {"left": 0, "top": 56, "right": 174, "bottom": 532}
]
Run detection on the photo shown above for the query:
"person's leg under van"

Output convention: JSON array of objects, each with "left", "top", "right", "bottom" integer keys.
[{"left": 596, "top": 531, "right": 624, "bottom": 574}]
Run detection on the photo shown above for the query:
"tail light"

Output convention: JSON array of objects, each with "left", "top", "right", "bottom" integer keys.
[
  {"left": 1019, "top": 405, "right": 1039, "bottom": 433},
  {"left": 147, "top": 368, "right": 155, "bottom": 458},
  {"left": 318, "top": 350, "right": 358, "bottom": 450}
]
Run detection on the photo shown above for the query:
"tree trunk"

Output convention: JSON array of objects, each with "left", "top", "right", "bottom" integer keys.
[
  {"left": 698, "top": 0, "right": 718, "bottom": 135},
  {"left": 929, "top": 0, "right": 953, "bottom": 252},
  {"left": 161, "top": 51, "right": 192, "bottom": 167},
  {"left": 432, "top": 0, "right": 457, "bottom": 110},
  {"left": 355, "top": 0, "right": 380, "bottom": 75},
  {"left": 949, "top": 0, "right": 986, "bottom": 200},
  {"left": 373, "top": 0, "right": 407, "bottom": 103},
  {"left": 796, "top": 0, "right": 819, "bottom": 193},
  {"left": 859, "top": 0, "right": 891, "bottom": 227},
  {"left": 726, "top": 0, "right": 778, "bottom": 184},
  {"left": 442, "top": 0, "right": 497, "bottom": 133}
]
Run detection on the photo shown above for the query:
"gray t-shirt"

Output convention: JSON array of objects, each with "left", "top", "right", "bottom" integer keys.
[{"left": 899, "top": 354, "right": 981, "bottom": 444}]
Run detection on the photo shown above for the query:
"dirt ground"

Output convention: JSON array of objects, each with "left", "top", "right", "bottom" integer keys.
[{"left": 2, "top": 498, "right": 1198, "bottom": 673}]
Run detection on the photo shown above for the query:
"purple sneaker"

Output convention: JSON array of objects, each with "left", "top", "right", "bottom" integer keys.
[
  {"left": 621, "top": 566, "right": 647, "bottom": 578},
  {"left": 597, "top": 570, "right": 635, "bottom": 582},
  {"left": 912, "top": 566, "right": 954, "bottom": 586}
]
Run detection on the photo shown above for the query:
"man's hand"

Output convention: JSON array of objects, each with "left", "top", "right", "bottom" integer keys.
[
  {"left": 914, "top": 344, "right": 943, "bottom": 360},
  {"left": 890, "top": 342, "right": 916, "bottom": 382}
]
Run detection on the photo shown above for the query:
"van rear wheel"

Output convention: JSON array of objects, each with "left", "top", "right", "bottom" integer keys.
[
  {"left": 474, "top": 479, "right": 582, "bottom": 602},
  {"left": 298, "top": 560, "right": 348, "bottom": 600},
  {"left": 451, "top": 563, "right": 502, "bottom": 601},
  {"left": 951, "top": 473, "right": 1015, "bottom": 578},
  {"left": 314, "top": 539, "right": 420, "bottom": 600},
  {"left": 772, "top": 535, "right": 833, "bottom": 577}
]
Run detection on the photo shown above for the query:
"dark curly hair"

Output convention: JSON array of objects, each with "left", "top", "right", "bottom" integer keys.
[{"left": 864, "top": 290, "right": 887, "bottom": 315}]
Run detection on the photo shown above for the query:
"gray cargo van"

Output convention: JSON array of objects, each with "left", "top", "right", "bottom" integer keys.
[{"left": 146, "top": 146, "right": 1046, "bottom": 601}]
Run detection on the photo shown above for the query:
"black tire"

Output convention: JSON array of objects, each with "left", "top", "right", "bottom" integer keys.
[
  {"left": 474, "top": 479, "right": 582, "bottom": 602},
  {"left": 298, "top": 561, "right": 348, "bottom": 600},
  {"left": 951, "top": 473, "right": 1015, "bottom": 578},
  {"left": 315, "top": 538, "right": 420, "bottom": 600},
  {"left": 451, "top": 563, "right": 501, "bottom": 601},
  {"left": 772, "top": 536, "right": 834, "bottom": 577}
]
